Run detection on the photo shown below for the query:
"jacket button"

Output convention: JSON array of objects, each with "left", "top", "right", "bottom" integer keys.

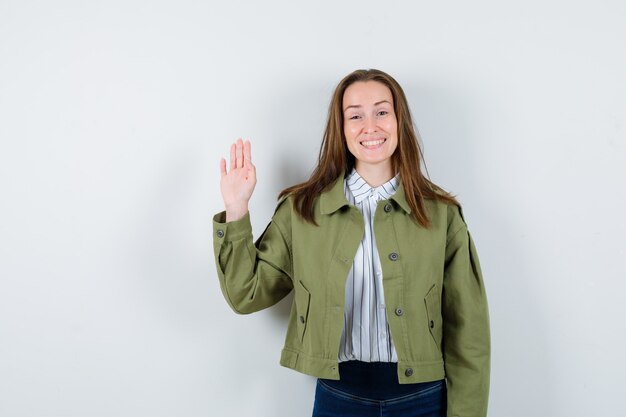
[
  {"left": 216, "top": 229, "right": 225, "bottom": 238},
  {"left": 430, "top": 320, "right": 435, "bottom": 328},
  {"left": 299, "top": 315, "right": 305, "bottom": 324},
  {"left": 405, "top": 368, "right": 414, "bottom": 377},
  {"left": 395, "top": 307, "right": 404, "bottom": 316},
  {"left": 384, "top": 203, "right": 392, "bottom": 213},
  {"left": 389, "top": 252, "right": 399, "bottom": 261}
]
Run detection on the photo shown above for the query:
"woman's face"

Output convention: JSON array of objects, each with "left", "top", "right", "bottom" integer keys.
[{"left": 342, "top": 81, "right": 398, "bottom": 173}]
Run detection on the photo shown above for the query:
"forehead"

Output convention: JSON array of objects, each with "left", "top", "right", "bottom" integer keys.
[{"left": 343, "top": 81, "right": 393, "bottom": 107}]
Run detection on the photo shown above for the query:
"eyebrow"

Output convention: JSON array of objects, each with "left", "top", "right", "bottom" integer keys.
[{"left": 343, "top": 100, "right": 392, "bottom": 112}]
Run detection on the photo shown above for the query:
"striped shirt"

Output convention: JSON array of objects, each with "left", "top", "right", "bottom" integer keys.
[{"left": 338, "top": 168, "right": 400, "bottom": 363}]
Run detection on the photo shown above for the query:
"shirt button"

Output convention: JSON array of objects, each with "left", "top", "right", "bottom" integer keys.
[
  {"left": 384, "top": 203, "right": 392, "bottom": 212},
  {"left": 430, "top": 320, "right": 435, "bottom": 328},
  {"left": 395, "top": 307, "right": 404, "bottom": 316},
  {"left": 216, "top": 229, "right": 225, "bottom": 238},
  {"left": 405, "top": 368, "right": 414, "bottom": 377},
  {"left": 389, "top": 252, "right": 399, "bottom": 261},
  {"left": 299, "top": 315, "right": 305, "bottom": 324}
]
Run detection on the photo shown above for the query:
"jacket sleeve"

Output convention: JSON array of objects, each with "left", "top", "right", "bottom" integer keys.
[
  {"left": 442, "top": 204, "right": 491, "bottom": 417},
  {"left": 212, "top": 198, "right": 294, "bottom": 314}
]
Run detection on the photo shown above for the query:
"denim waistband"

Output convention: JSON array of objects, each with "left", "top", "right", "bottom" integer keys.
[{"left": 318, "top": 360, "right": 445, "bottom": 401}]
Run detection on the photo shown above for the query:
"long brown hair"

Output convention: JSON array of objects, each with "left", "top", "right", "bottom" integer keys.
[{"left": 278, "top": 69, "right": 459, "bottom": 228}]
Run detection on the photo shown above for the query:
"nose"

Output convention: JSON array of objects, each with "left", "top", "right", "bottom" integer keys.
[{"left": 363, "top": 115, "right": 377, "bottom": 133}]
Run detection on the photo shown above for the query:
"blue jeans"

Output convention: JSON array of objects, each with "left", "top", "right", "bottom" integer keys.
[{"left": 312, "top": 361, "right": 446, "bottom": 417}]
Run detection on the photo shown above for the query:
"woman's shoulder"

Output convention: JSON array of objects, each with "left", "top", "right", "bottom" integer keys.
[
  {"left": 272, "top": 192, "right": 293, "bottom": 216},
  {"left": 420, "top": 182, "right": 467, "bottom": 233},
  {"left": 271, "top": 191, "right": 302, "bottom": 227}
]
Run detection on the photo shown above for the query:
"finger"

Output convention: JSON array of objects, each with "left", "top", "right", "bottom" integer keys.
[
  {"left": 236, "top": 138, "right": 243, "bottom": 168},
  {"left": 230, "top": 142, "right": 236, "bottom": 171},
  {"left": 248, "top": 162, "right": 256, "bottom": 182},
  {"left": 243, "top": 139, "right": 252, "bottom": 167},
  {"left": 219, "top": 158, "right": 226, "bottom": 177}
]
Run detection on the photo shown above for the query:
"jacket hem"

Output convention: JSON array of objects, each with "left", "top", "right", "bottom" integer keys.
[{"left": 279, "top": 347, "right": 446, "bottom": 384}]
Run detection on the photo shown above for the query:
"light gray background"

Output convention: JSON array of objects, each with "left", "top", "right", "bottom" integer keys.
[{"left": 1, "top": 0, "right": 625, "bottom": 416}]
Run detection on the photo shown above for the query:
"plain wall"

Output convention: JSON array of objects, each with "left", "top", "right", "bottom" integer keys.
[{"left": 1, "top": 0, "right": 625, "bottom": 416}]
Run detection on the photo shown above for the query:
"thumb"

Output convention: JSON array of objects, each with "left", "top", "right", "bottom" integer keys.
[{"left": 219, "top": 158, "right": 227, "bottom": 178}]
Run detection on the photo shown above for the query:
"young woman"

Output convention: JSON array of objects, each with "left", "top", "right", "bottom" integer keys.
[{"left": 213, "top": 69, "right": 490, "bottom": 417}]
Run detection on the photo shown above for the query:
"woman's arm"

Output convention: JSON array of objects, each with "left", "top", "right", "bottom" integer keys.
[
  {"left": 213, "top": 138, "right": 293, "bottom": 314},
  {"left": 442, "top": 204, "right": 491, "bottom": 417},
  {"left": 212, "top": 201, "right": 293, "bottom": 314}
]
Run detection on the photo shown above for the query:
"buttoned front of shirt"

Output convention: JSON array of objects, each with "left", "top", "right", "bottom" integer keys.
[{"left": 339, "top": 168, "right": 399, "bottom": 363}]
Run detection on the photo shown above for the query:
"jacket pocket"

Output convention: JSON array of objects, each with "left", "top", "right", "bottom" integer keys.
[
  {"left": 295, "top": 280, "right": 311, "bottom": 343},
  {"left": 424, "top": 284, "right": 443, "bottom": 353}
]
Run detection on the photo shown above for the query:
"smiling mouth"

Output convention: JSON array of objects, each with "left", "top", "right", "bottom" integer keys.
[{"left": 360, "top": 138, "right": 386, "bottom": 148}]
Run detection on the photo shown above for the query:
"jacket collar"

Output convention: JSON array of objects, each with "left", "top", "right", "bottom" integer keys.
[{"left": 320, "top": 172, "right": 412, "bottom": 215}]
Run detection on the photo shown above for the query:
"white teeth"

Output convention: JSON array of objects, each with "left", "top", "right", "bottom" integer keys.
[{"left": 361, "top": 139, "right": 385, "bottom": 147}]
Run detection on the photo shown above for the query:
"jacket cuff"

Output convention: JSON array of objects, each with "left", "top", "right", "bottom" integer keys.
[{"left": 212, "top": 211, "right": 253, "bottom": 242}]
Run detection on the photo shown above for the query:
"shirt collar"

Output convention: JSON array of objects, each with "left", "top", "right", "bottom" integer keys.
[
  {"left": 346, "top": 168, "right": 400, "bottom": 204},
  {"left": 320, "top": 171, "right": 412, "bottom": 215}
]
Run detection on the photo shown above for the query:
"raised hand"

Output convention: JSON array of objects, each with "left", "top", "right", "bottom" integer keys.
[{"left": 219, "top": 138, "right": 257, "bottom": 222}]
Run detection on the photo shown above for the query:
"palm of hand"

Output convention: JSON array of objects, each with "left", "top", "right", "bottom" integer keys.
[{"left": 220, "top": 138, "right": 256, "bottom": 208}]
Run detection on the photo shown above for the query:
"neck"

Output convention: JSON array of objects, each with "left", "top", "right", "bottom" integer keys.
[{"left": 354, "top": 162, "right": 395, "bottom": 188}]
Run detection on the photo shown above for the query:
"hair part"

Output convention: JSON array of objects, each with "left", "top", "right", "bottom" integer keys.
[{"left": 278, "top": 68, "right": 460, "bottom": 227}]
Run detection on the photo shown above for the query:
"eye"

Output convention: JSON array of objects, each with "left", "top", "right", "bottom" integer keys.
[
  {"left": 349, "top": 114, "right": 361, "bottom": 120},
  {"left": 377, "top": 110, "right": 388, "bottom": 116}
]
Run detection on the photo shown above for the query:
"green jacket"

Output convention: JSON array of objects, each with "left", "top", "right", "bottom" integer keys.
[{"left": 212, "top": 174, "right": 490, "bottom": 417}]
